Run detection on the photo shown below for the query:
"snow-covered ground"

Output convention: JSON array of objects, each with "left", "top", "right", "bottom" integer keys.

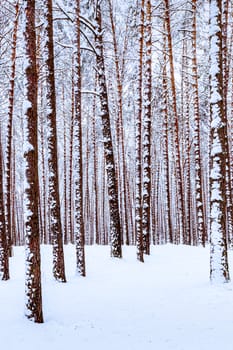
[{"left": 1, "top": 244, "right": 233, "bottom": 350}]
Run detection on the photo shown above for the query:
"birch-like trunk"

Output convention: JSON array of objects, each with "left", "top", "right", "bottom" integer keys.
[
  {"left": 95, "top": 2, "right": 122, "bottom": 258},
  {"left": 191, "top": 0, "right": 207, "bottom": 247},
  {"left": 73, "top": 0, "right": 86, "bottom": 276},
  {"left": 135, "top": 0, "right": 145, "bottom": 262},
  {"left": 209, "top": 0, "right": 230, "bottom": 283},
  {"left": 142, "top": 0, "right": 152, "bottom": 255},
  {"left": 0, "top": 133, "right": 9, "bottom": 280}
]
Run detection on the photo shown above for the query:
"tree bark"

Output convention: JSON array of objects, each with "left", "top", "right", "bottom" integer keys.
[{"left": 23, "top": 0, "right": 43, "bottom": 323}]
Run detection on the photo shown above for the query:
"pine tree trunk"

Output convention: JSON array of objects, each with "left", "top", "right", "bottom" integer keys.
[
  {"left": 0, "top": 133, "right": 9, "bottom": 280},
  {"left": 73, "top": 0, "right": 86, "bottom": 276},
  {"left": 191, "top": 0, "right": 207, "bottom": 247},
  {"left": 23, "top": 0, "right": 43, "bottom": 323},
  {"left": 142, "top": 0, "right": 152, "bottom": 255},
  {"left": 43, "top": 0, "right": 66, "bottom": 282},
  {"left": 209, "top": 0, "right": 230, "bottom": 283},
  {"left": 5, "top": 0, "right": 19, "bottom": 258},
  {"left": 95, "top": 2, "right": 122, "bottom": 258},
  {"left": 162, "top": 27, "right": 173, "bottom": 244},
  {"left": 164, "top": 0, "right": 186, "bottom": 243}
]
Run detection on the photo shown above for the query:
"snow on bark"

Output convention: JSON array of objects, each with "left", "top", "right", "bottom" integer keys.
[
  {"left": 191, "top": 0, "right": 206, "bottom": 247},
  {"left": 73, "top": 0, "right": 86, "bottom": 277},
  {"left": 135, "top": 0, "right": 145, "bottom": 262},
  {"left": 22, "top": 0, "right": 43, "bottom": 323},
  {"left": 142, "top": 0, "right": 152, "bottom": 255},
  {"left": 0, "top": 133, "right": 9, "bottom": 281},
  {"left": 95, "top": 2, "right": 122, "bottom": 258},
  {"left": 209, "top": 0, "right": 230, "bottom": 283},
  {"left": 42, "top": 0, "right": 66, "bottom": 282}
]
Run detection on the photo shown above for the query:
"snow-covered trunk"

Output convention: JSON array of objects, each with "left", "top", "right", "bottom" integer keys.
[
  {"left": 5, "top": 1, "right": 19, "bottom": 258},
  {"left": 91, "top": 84, "right": 101, "bottom": 244},
  {"left": 73, "top": 0, "right": 86, "bottom": 276},
  {"left": 68, "top": 60, "right": 75, "bottom": 245},
  {"left": 108, "top": 0, "right": 129, "bottom": 246},
  {"left": 95, "top": 2, "right": 122, "bottom": 258},
  {"left": 164, "top": 0, "right": 186, "bottom": 243},
  {"left": 191, "top": 0, "right": 207, "bottom": 247},
  {"left": 162, "top": 27, "right": 173, "bottom": 244},
  {"left": 42, "top": 0, "right": 66, "bottom": 282},
  {"left": 222, "top": 0, "right": 233, "bottom": 245},
  {"left": 142, "top": 0, "right": 152, "bottom": 255},
  {"left": 63, "top": 101, "right": 68, "bottom": 245},
  {"left": 23, "top": 0, "right": 43, "bottom": 323},
  {"left": 209, "top": 0, "right": 230, "bottom": 283},
  {"left": 0, "top": 133, "right": 9, "bottom": 280},
  {"left": 182, "top": 38, "right": 192, "bottom": 246},
  {"left": 135, "top": 0, "right": 145, "bottom": 262}
]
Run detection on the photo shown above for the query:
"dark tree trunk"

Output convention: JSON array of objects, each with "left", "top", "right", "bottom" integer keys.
[
  {"left": 43, "top": 0, "right": 66, "bottom": 282},
  {"left": 95, "top": 2, "right": 122, "bottom": 258},
  {"left": 23, "top": 0, "right": 43, "bottom": 323}
]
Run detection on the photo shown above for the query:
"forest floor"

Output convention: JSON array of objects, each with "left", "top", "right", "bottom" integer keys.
[{"left": 1, "top": 244, "right": 233, "bottom": 350}]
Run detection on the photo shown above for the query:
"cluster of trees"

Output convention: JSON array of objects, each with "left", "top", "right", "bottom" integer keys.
[{"left": 0, "top": 0, "right": 232, "bottom": 322}]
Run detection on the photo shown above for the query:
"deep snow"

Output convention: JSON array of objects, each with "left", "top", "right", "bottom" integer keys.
[{"left": 1, "top": 244, "right": 233, "bottom": 350}]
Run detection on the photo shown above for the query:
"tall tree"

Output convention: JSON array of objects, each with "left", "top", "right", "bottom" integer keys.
[
  {"left": 0, "top": 132, "right": 9, "bottom": 280},
  {"left": 164, "top": 0, "right": 186, "bottom": 243},
  {"left": 42, "top": 0, "right": 66, "bottom": 282},
  {"left": 23, "top": 0, "right": 43, "bottom": 323},
  {"left": 95, "top": 0, "right": 122, "bottom": 258},
  {"left": 73, "top": 0, "right": 86, "bottom": 276},
  {"left": 5, "top": 0, "right": 20, "bottom": 258},
  {"left": 191, "top": 0, "right": 207, "bottom": 246},
  {"left": 135, "top": 0, "right": 145, "bottom": 262},
  {"left": 142, "top": 0, "right": 152, "bottom": 254},
  {"left": 209, "top": 0, "right": 230, "bottom": 283}
]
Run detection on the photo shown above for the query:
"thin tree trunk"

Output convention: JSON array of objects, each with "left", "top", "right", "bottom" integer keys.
[
  {"left": 164, "top": 0, "right": 186, "bottom": 243},
  {"left": 191, "top": 0, "right": 207, "bottom": 247},
  {"left": 6, "top": 0, "right": 20, "bottom": 258},
  {"left": 95, "top": 1, "right": 122, "bottom": 258},
  {"left": 0, "top": 132, "right": 9, "bottom": 280},
  {"left": 73, "top": 0, "right": 86, "bottom": 276},
  {"left": 43, "top": 0, "right": 66, "bottom": 282},
  {"left": 135, "top": 0, "right": 145, "bottom": 262},
  {"left": 142, "top": 0, "right": 152, "bottom": 255}
]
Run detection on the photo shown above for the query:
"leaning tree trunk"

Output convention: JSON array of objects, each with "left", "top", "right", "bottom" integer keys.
[
  {"left": 95, "top": 1, "right": 122, "bottom": 258},
  {"left": 23, "top": 0, "right": 43, "bottom": 323}
]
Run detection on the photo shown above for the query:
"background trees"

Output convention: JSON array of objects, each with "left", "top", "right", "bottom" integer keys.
[{"left": 0, "top": 0, "right": 232, "bottom": 321}]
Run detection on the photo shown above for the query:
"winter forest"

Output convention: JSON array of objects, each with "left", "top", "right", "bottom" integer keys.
[{"left": 0, "top": 0, "right": 233, "bottom": 347}]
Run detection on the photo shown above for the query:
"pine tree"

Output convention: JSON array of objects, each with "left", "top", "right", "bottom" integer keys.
[
  {"left": 0, "top": 132, "right": 9, "bottom": 281},
  {"left": 209, "top": 0, "right": 230, "bottom": 283},
  {"left": 74, "top": 0, "right": 86, "bottom": 276},
  {"left": 95, "top": 1, "right": 122, "bottom": 258},
  {"left": 42, "top": 0, "right": 66, "bottom": 282},
  {"left": 23, "top": 0, "right": 43, "bottom": 323}
]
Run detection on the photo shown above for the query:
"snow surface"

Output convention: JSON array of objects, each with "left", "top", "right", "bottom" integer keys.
[{"left": 1, "top": 244, "right": 233, "bottom": 350}]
